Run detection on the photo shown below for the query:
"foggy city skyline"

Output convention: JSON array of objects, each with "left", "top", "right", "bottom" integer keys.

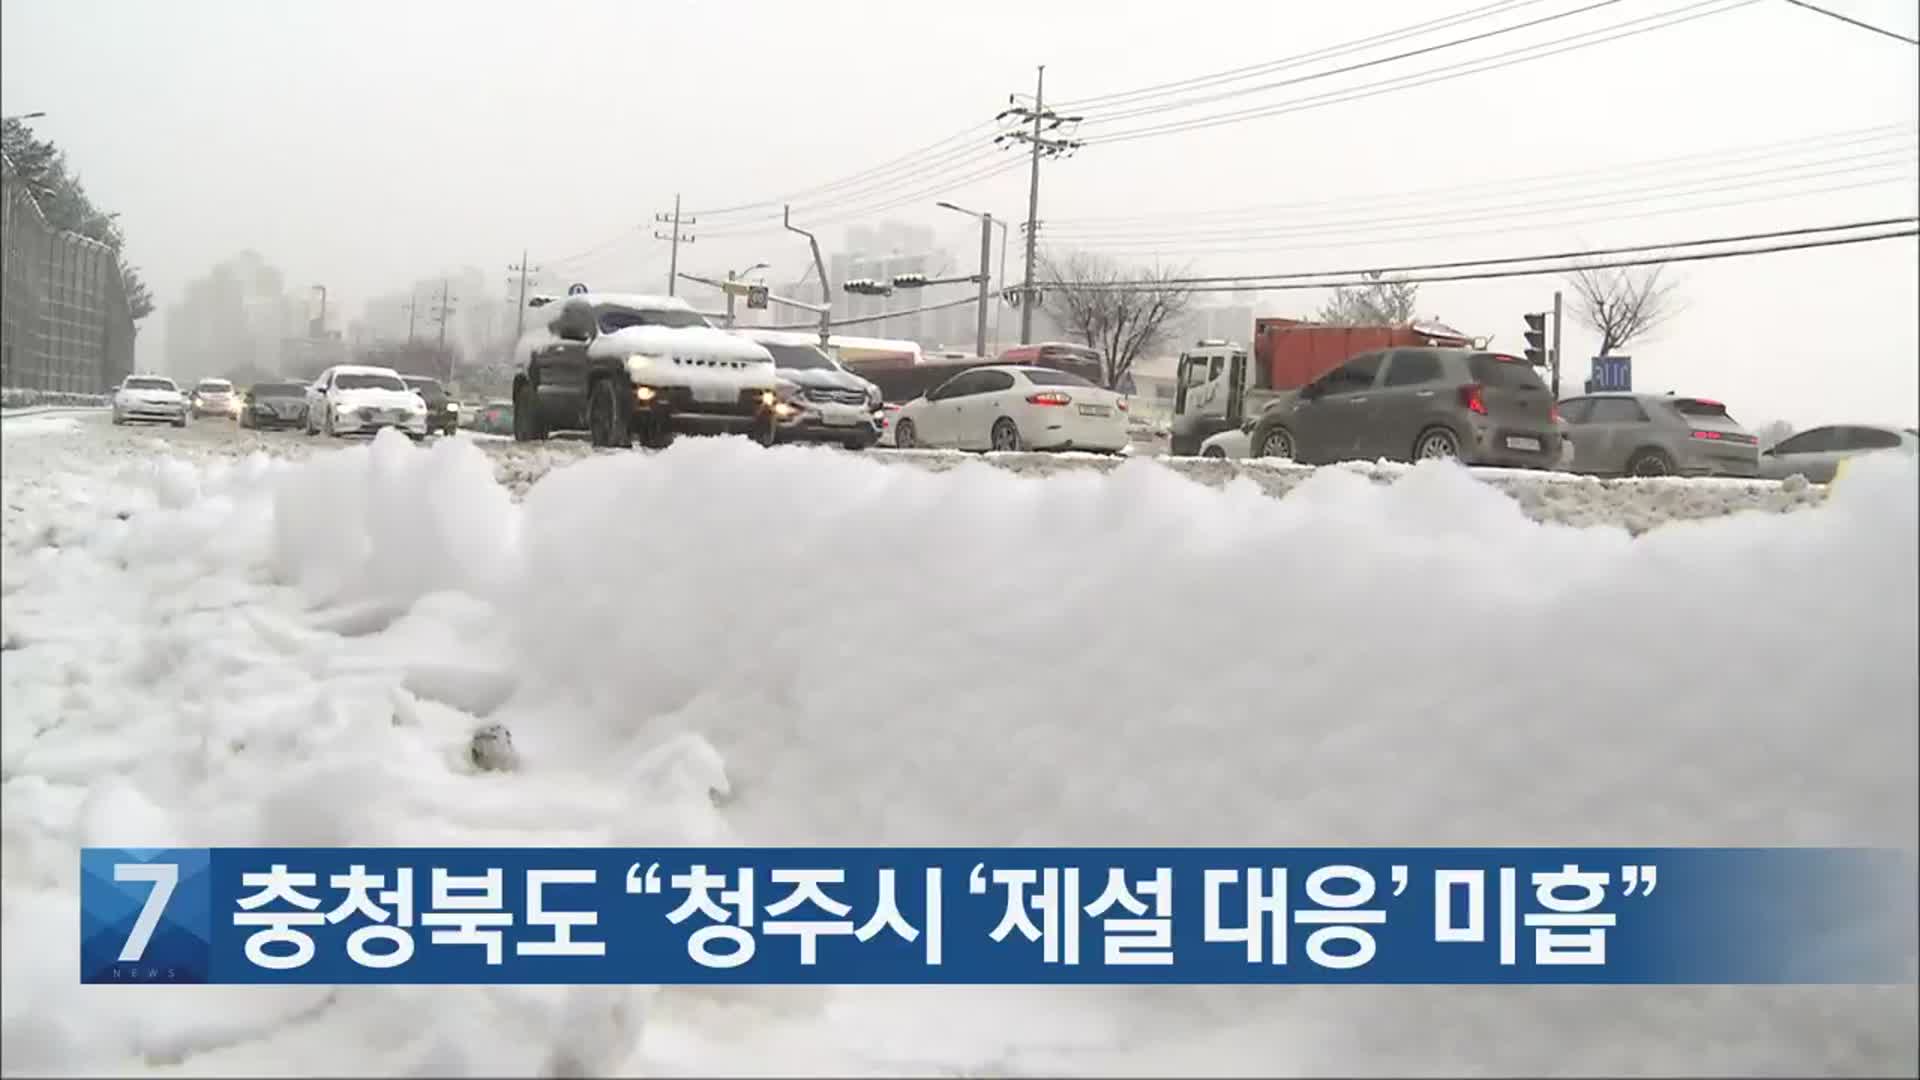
[{"left": 3, "top": 0, "right": 1916, "bottom": 426}]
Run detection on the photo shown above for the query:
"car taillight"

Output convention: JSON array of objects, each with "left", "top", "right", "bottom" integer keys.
[
  {"left": 1027, "top": 392, "right": 1072, "bottom": 406},
  {"left": 1458, "top": 384, "right": 1487, "bottom": 415},
  {"left": 1115, "top": 398, "right": 1128, "bottom": 412},
  {"left": 1549, "top": 402, "right": 1562, "bottom": 423},
  {"left": 1689, "top": 429, "right": 1723, "bottom": 441}
]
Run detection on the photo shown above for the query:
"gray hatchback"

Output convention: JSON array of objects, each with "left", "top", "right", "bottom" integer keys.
[
  {"left": 1557, "top": 392, "right": 1759, "bottom": 478},
  {"left": 1247, "top": 348, "right": 1563, "bottom": 467}
]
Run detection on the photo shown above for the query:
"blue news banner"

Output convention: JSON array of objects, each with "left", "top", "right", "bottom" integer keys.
[{"left": 80, "top": 847, "right": 1915, "bottom": 986}]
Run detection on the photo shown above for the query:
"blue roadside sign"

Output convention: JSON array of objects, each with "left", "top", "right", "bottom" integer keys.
[{"left": 1591, "top": 355, "right": 1632, "bottom": 393}]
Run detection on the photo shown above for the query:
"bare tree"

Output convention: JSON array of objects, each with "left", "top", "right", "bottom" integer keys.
[
  {"left": 1315, "top": 272, "right": 1420, "bottom": 326},
  {"left": 1755, "top": 419, "right": 1795, "bottom": 451},
  {"left": 1037, "top": 250, "right": 1194, "bottom": 390},
  {"left": 1566, "top": 263, "right": 1685, "bottom": 356}
]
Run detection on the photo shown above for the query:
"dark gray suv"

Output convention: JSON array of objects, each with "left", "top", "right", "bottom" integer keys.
[{"left": 1248, "top": 348, "right": 1562, "bottom": 468}]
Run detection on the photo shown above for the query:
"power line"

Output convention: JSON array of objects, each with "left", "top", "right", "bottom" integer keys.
[
  {"left": 1084, "top": 0, "right": 1760, "bottom": 147},
  {"left": 1056, "top": 173, "right": 1915, "bottom": 258},
  {"left": 1780, "top": 0, "right": 1919, "bottom": 45},
  {"left": 1045, "top": 123, "right": 1916, "bottom": 229},
  {"left": 1054, "top": 217, "right": 1919, "bottom": 287},
  {"left": 1058, "top": 228, "right": 1918, "bottom": 294},
  {"left": 696, "top": 143, "right": 1012, "bottom": 236},
  {"left": 698, "top": 155, "right": 1031, "bottom": 240},
  {"left": 685, "top": 119, "right": 1004, "bottom": 218},
  {"left": 1047, "top": 145, "right": 1917, "bottom": 245},
  {"left": 1079, "top": 0, "right": 1629, "bottom": 128},
  {"left": 1055, "top": 0, "right": 1549, "bottom": 111}
]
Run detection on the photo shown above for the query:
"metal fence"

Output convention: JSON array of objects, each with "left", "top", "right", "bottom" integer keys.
[{"left": 1, "top": 155, "right": 136, "bottom": 394}]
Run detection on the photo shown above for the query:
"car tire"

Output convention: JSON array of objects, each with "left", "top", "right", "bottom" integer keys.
[
  {"left": 512, "top": 383, "right": 547, "bottom": 443},
  {"left": 1252, "top": 422, "right": 1295, "bottom": 461},
  {"left": 587, "top": 378, "right": 632, "bottom": 448},
  {"left": 843, "top": 439, "right": 867, "bottom": 452},
  {"left": 751, "top": 412, "right": 779, "bottom": 448},
  {"left": 173, "top": 414, "right": 187, "bottom": 428},
  {"left": 990, "top": 417, "right": 1021, "bottom": 452},
  {"left": 1202, "top": 445, "right": 1226, "bottom": 459},
  {"left": 894, "top": 419, "right": 917, "bottom": 449},
  {"left": 638, "top": 413, "right": 675, "bottom": 450},
  {"left": 1413, "top": 426, "right": 1461, "bottom": 461},
  {"left": 111, "top": 411, "right": 124, "bottom": 426},
  {"left": 1626, "top": 448, "right": 1675, "bottom": 477},
  {"left": 324, "top": 409, "right": 340, "bottom": 438}
]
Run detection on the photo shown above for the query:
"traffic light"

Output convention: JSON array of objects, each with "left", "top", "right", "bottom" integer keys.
[
  {"left": 1523, "top": 312, "right": 1548, "bottom": 366},
  {"left": 891, "top": 273, "right": 928, "bottom": 289},
  {"left": 843, "top": 278, "right": 893, "bottom": 297}
]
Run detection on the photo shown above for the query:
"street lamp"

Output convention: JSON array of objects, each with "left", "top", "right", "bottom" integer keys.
[{"left": 936, "top": 201, "right": 1012, "bottom": 359}]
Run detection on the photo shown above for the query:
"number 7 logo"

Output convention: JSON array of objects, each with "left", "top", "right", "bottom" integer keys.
[{"left": 114, "top": 862, "right": 179, "bottom": 962}]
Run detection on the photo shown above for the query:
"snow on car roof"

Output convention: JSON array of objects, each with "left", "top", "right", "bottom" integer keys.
[
  {"left": 329, "top": 364, "right": 405, "bottom": 377},
  {"left": 736, "top": 328, "right": 826, "bottom": 347},
  {"left": 578, "top": 292, "right": 696, "bottom": 312}
]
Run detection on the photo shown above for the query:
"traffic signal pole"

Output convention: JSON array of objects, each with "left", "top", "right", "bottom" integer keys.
[{"left": 1551, "top": 289, "right": 1564, "bottom": 398}]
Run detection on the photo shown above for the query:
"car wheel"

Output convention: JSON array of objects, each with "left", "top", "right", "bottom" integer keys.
[
  {"left": 990, "top": 417, "right": 1021, "bottom": 452},
  {"left": 1202, "top": 445, "right": 1226, "bottom": 459},
  {"left": 111, "top": 410, "right": 124, "bottom": 426},
  {"left": 1627, "top": 448, "right": 1674, "bottom": 477},
  {"left": 173, "top": 414, "right": 187, "bottom": 428},
  {"left": 324, "top": 409, "right": 339, "bottom": 438},
  {"left": 512, "top": 383, "right": 547, "bottom": 442},
  {"left": 587, "top": 378, "right": 631, "bottom": 448},
  {"left": 637, "top": 413, "right": 675, "bottom": 450},
  {"left": 1253, "top": 424, "right": 1294, "bottom": 460},
  {"left": 752, "top": 412, "right": 779, "bottom": 448},
  {"left": 894, "top": 419, "right": 917, "bottom": 448},
  {"left": 843, "top": 438, "right": 867, "bottom": 452},
  {"left": 1414, "top": 426, "right": 1460, "bottom": 461}
]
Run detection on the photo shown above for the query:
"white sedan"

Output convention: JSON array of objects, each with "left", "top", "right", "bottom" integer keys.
[
  {"left": 1199, "top": 426, "right": 1251, "bottom": 459},
  {"left": 304, "top": 364, "right": 430, "bottom": 439},
  {"left": 111, "top": 375, "right": 189, "bottom": 427},
  {"left": 890, "top": 365, "right": 1129, "bottom": 453}
]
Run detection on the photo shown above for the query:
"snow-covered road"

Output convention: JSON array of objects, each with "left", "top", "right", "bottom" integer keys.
[{"left": 2, "top": 414, "right": 1914, "bottom": 1076}]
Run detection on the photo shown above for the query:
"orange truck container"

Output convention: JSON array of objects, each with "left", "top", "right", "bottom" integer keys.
[{"left": 1252, "top": 318, "right": 1473, "bottom": 391}]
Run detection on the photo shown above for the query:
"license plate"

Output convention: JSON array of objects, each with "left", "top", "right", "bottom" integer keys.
[
  {"left": 1078, "top": 404, "right": 1111, "bottom": 417},
  {"left": 820, "top": 405, "right": 865, "bottom": 427},
  {"left": 693, "top": 385, "right": 736, "bottom": 404},
  {"left": 1505, "top": 435, "right": 1542, "bottom": 452}
]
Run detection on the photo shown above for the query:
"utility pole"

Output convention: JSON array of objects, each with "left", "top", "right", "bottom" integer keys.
[
  {"left": 1000, "top": 66, "right": 1082, "bottom": 344},
  {"left": 508, "top": 250, "right": 539, "bottom": 351},
  {"left": 404, "top": 293, "right": 421, "bottom": 345},
  {"left": 784, "top": 205, "right": 832, "bottom": 349},
  {"left": 1551, "top": 289, "right": 1564, "bottom": 398},
  {"left": 654, "top": 194, "right": 696, "bottom": 297},
  {"left": 973, "top": 214, "right": 993, "bottom": 360}
]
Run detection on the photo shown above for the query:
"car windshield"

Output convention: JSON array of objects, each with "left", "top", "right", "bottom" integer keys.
[
  {"left": 336, "top": 373, "right": 407, "bottom": 391},
  {"left": 1023, "top": 368, "right": 1098, "bottom": 388},
  {"left": 765, "top": 343, "right": 835, "bottom": 370},
  {"left": 251, "top": 383, "right": 305, "bottom": 398},
  {"left": 598, "top": 307, "right": 710, "bottom": 333},
  {"left": 197, "top": 381, "right": 232, "bottom": 393},
  {"left": 404, "top": 378, "right": 446, "bottom": 400},
  {"left": 126, "top": 377, "right": 175, "bottom": 391},
  {"left": 1468, "top": 354, "right": 1547, "bottom": 389}
]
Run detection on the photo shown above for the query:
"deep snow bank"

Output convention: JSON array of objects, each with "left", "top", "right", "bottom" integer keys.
[{"left": 2, "top": 428, "right": 1915, "bottom": 1077}]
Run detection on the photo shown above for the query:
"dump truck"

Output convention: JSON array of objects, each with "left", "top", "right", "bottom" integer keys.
[{"left": 1168, "top": 318, "right": 1475, "bottom": 456}]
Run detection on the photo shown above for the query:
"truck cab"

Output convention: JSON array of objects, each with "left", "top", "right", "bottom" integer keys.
[{"left": 1169, "top": 340, "right": 1252, "bottom": 457}]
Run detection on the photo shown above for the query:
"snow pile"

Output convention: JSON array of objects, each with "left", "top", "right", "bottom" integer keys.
[
  {"left": 0, "top": 388, "right": 112, "bottom": 410},
  {"left": 2, "top": 428, "right": 1915, "bottom": 1076}
]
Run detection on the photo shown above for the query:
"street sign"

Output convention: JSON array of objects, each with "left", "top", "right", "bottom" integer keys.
[
  {"left": 567, "top": 282, "right": 589, "bottom": 296},
  {"left": 746, "top": 284, "right": 769, "bottom": 310},
  {"left": 1590, "top": 355, "right": 1632, "bottom": 393}
]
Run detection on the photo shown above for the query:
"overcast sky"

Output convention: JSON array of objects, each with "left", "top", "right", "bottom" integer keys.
[{"left": 4, "top": 0, "right": 1916, "bottom": 427}]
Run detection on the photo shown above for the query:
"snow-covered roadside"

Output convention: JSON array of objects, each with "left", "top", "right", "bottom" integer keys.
[{"left": 2, "top": 424, "right": 1914, "bottom": 1077}]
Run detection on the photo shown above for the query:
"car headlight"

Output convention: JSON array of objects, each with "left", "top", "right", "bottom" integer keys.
[
  {"left": 626, "top": 354, "right": 665, "bottom": 380},
  {"left": 864, "top": 382, "right": 882, "bottom": 406},
  {"left": 448, "top": 402, "right": 461, "bottom": 413}
]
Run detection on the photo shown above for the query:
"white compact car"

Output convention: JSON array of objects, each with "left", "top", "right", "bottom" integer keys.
[
  {"left": 111, "top": 374, "right": 189, "bottom": 427},
  {"left": 1199, "top": 425, "right": 1251, "bottom": 459},
  {"left": 304, "top": 364, "right": 430, "bottom": 439},
  {"left": 890, "top": 364, "right": 1129, "bottom": 453},
  {"left": 191, "top": 377, "right": 239, "bottom": 419}
]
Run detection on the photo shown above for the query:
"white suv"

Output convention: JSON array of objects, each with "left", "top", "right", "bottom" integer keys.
[
  {"left": 303, "top": 364, "right": 430, "bottom": 439},
  {"left": 111, "top": 375, "right": 189, "bottom": 427}
]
